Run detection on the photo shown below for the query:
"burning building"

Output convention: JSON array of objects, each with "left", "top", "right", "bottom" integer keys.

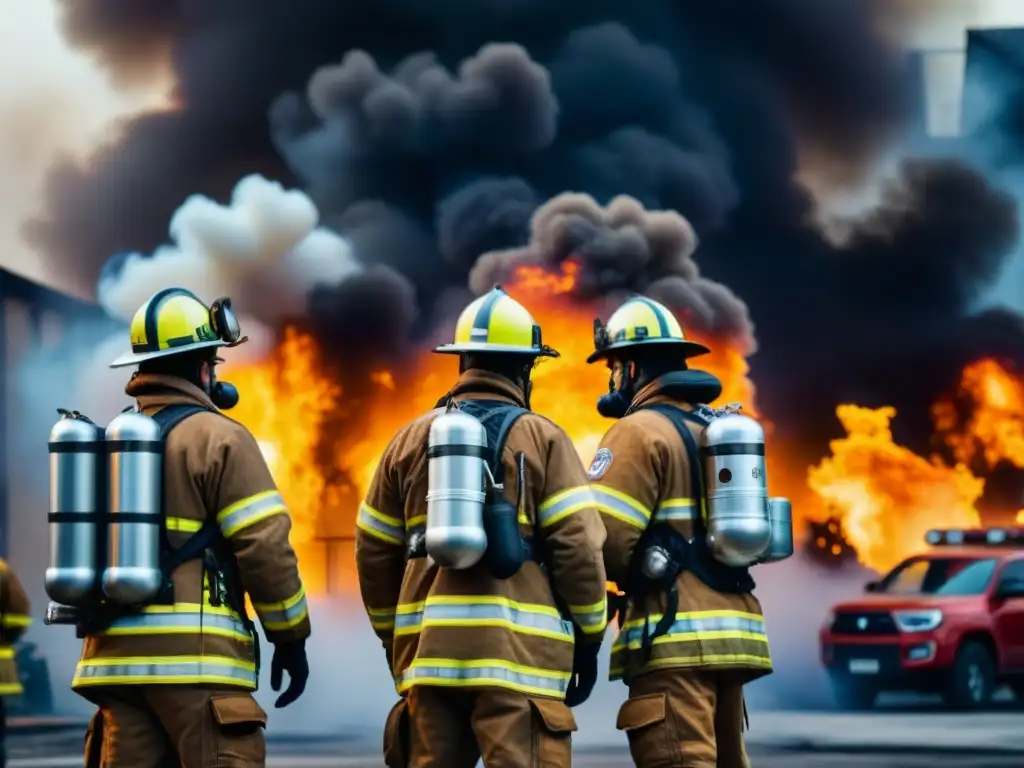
[{"left": 18, "top": 1, "right": 1024, "bottom": 589}]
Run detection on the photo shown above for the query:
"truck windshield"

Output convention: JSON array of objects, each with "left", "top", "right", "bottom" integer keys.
[{"left": 878, "top": 557, "right": 998, "bottom": 596}]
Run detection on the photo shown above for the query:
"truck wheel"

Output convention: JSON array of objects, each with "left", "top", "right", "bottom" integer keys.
[
  {"left": 946, "top": 642, "right": 995, "bottom": 709},
  {"left": 830, "top": 678, "right": 877, "bottom": 711}
]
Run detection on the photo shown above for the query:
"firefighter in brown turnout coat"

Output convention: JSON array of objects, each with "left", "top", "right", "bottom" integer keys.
[
  {"left": 0, "top": 559, "right": 31, "bottom": 767},
  {"left": 356, "top": 287, "right": 609, "bottom": 768},
  {"left": 48, "top": 289, "right": 311, "bottom": 767},
  {"left": 588, "top": 296, "right": 792, "bottom": 768}
]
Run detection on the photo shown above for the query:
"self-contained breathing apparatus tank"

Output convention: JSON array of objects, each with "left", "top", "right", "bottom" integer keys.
[
  {"left": 425, "top": 408, "right": 490, "bottom": 569},
  {"left": 700, "top": 408, "right": 793, "bottom": 566},
  {"left": 45, "top": 407, "right": 168, "bottom": 625},
  {"left": 102, "top": 410, "right": 165, "bottom": 605},
  {"left": 46, "top": 410, "right": 105, "bottom": 607}
]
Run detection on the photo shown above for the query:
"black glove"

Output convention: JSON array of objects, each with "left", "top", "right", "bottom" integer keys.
[
  {"left": 270, "top": 640, "right": 309, "bottom": 708},
  {"left": 564, "top": 641, "right": 600, "bottom": 708}
]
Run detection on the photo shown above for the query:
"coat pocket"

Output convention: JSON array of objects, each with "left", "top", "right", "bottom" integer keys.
[
  {"left": 529, "top": 698, "right": 577, "bottom": 767},
  {"left": 383, "top": 697, "right": 411, "bottom": 768},
  {"left": 616, "top": 693, "right": 681, "bottom": 768},
  {"left": 209, "top": 693, "right": 268, "bottom": 767}
]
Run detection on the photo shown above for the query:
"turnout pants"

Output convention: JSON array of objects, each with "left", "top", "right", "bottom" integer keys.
[
  {"left": 383, "top": 685, "right": 577, "bottom": 768},
  {"left": 83, "top": 685, "right": 267, "bottom": 768},
  {"left": 617, "top": 670, "right": 749, "bottom": 768}
]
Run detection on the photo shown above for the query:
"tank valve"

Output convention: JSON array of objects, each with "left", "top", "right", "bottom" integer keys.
[{"left": 44, "top": 602, "right": 80, "bottom": 626}]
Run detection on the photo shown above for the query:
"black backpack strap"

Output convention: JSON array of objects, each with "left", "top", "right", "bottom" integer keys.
[
  {"left": 455, "top": 400, "right": 529, "bottom": 484},
  {"left": 148, "top": 404, "right": 222, "bottom": 570}
]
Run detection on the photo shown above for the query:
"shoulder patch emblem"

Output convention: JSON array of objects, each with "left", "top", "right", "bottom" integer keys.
[{"left": 588, "top": 448, "right": 614, "bottom": 480}]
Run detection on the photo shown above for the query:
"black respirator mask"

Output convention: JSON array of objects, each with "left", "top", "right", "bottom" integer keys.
[
  {"left": 597, "top": 363, "right": 635, "bottom": 419},
  {"left": 206, "top": 297, "right": 248, "bottom": 411},
  {"left": 592, "top": 317, "right": 634, "bottom": 419}
]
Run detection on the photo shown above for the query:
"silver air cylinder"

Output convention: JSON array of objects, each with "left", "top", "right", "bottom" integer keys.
[
  {"left": 102, "top": 411, "right": 164, "bottom": 605},
  {"left": 425, "top": 409, "right": 488, "bottom": 569},
  {"left": 701, "top": 413, "right": 772, "bottom": 567},
  {"left": 760, "top": 498, "right": 794, "bottom": 563},
  {"left": 46, "top": 411, "right": 105, "bottom": 607}
]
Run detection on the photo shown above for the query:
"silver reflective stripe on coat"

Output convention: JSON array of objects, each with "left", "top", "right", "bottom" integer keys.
[
  {"left": 102, "top": 610, "right": 250, "bottom": 641},
  {"left": 253, "top": 588, "right": 309, "bottom": 632},
  {"left": 73, "top": 657, "right": 257, "bottom": 687},
  {"left": 356, "top": 503, "right": 406, "bottom": 545},
  {"left": 399, "top": 661, "right": 570, "bottom": 695},
  {"left": 591, "top": 485, "right": 651, "bottom": 529},
  {"left": 394, "top": 600, "right": 573, "bottom": 641},
  {"left": 614, "top": 614, "right": 767, "bottom": 650},
  {"left": 653, "top": 498, "right": 696, "bottom": 522},
  {"left": 217, "top": 491, "right": 288, "bottom": 538},
  {"left": 537, "top": 486, "right": 596, "bottom": 528}
]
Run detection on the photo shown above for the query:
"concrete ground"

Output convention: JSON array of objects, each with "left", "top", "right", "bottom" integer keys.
[{"left": 6, "top": 710, "right": 1022, "bottom": 767}]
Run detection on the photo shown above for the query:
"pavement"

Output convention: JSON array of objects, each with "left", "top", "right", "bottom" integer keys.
[{"left": 5, "top": 710, "right": 1023, "bottom": 766}]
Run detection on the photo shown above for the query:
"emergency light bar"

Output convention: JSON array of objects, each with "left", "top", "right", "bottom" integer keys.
[{"left": 924, "top": 528, "right": 1024, "bottom": 547}]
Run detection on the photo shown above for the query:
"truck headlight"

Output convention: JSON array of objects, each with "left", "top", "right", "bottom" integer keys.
[{"left": 892, "top": 609, "right": 942, "bottom": 633}]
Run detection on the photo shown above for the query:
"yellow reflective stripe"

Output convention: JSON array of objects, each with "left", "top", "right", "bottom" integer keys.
[
  {"left": 613, "top": 611, "right": 767, "bottom": 652},
  {"left": 216, "top": 491, "right": 288, "bottom": 538},
  {"left": 0, "top": 683, "right": 22, "bottom": 695},
  {"left": 538, "top": 486, "right": 595, "bottom": 528},
  {"left": 1, "top": 615, "right": 31, "bottom": 628},
  {"left": 253, "top": 587, "right": 309, "bottom": 631},
  {"left": 357, "top": 502, "right": 405, "bottom": 545},
  {"left": 395, "top": 596, "right": 572, "bottom": 643},
  {"left": 366, "top": 605, "right": 397, "bottom": 632},
  {"left": 101, "top": 607, "right": 251, "bottom": 641},
  {"left": 166, "top": 516, "right": 203, "bottom": 533},
  {"left": 654, "top": 498, "right": 696, "bottom": 521},
  {"left": 397, "top": 658, "right": 571, "bottom": 698},
  {"left": 0, "top": 647, "right": 14, "bottom": 660},
  {"left": 408, "top": 514, "right": 427, "bottom": 529},
  {"left": 610, "top": 654, "right": 773, "bottom": 680},
  {"left": 591, "top": 485, "right": 651, "bottom": 529},
  {"left": 567, "top": 599, "right": 608, "bottom": 636},
  {"left": 73, "top": 655, "right": 257, "bottom": 688}
]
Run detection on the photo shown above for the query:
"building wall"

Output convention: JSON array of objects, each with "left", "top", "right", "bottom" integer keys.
[{"left": 0, "top": 269, "right": 110, "bottom": 558}]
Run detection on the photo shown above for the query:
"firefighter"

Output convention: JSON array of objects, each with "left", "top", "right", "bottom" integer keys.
[
  {"left": 0, "top": 559, "right": 31, "bottom": 767},
  {"left": 587, "top": 296, "right": 773, "bottom": 768},
  {"left": 75, "top": 288, "right": 311, "bottom": 767},
  {"left": 356, "top": 286, "right": 608, "bottom": 768}
]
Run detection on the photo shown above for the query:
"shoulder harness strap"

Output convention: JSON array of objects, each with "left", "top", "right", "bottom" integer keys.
[
  {"left": 455, "top": 400, "right": 530, "bottom": 484},
  {"left": 149, "top": 404, "right": 222, "bottom": 570}
]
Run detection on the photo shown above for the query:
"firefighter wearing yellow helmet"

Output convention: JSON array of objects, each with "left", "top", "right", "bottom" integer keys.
[
  {"left": 357, "top": 286, "right": 608, "bottom": 767},
  {"left": 55, "top": 288, "right": 311, "bottom": 767},
  {"left": 588, "top": 295, "right": 789, "bottom": 768}
]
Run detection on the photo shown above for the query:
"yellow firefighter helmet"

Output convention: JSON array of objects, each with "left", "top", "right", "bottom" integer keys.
[
  {"left": 109, "top": 288, "right": 246, "bottom": 368},
  {"left": 587, "top": 295, "right": 710, "bottom": 363},
  {"left": 434, "top": 286, "right": 559, "bottom": 357}
]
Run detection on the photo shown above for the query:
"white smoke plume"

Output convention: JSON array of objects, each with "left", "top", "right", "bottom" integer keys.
[
  {"left": 0, "top": 0, "right": 173, "bottom": 299},
  {"left": 98, "top": 174, "right": 360, "bottom": 329}
]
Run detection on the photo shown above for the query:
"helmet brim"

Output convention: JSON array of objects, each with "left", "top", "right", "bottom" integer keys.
[
  {"left": 586, "top": 338, "right": 711, "bottom": 364},
  {"left": 433, "top": 342, "right": 560, "bottom": 358},
  {"left": 109, "top": 339, "right": 227, "bottom": 369}
]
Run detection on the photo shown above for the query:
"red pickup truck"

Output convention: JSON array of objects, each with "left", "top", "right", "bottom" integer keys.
[{"left": 819, "top": 528, "right": 1024, "bottom": 709}]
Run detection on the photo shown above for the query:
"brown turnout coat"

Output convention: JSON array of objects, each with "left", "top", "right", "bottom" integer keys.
[
  {"left": 356, "top": 370, "right": 608, "bottom": 701},
  {"left": 0, "top": 559, "right": 30, "bottom": 696},
  {"left": 74, "top": 374, "right": 311, "bottom": 692},
  {"left": 592, "top": 379, "right": 773, "bottom": 684}
]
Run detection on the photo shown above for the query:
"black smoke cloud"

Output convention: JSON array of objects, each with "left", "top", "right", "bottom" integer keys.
[
  {"left": 471, "top": 193, "right": 756, "bottom": 355},
  {"left": 37, "top": 0, "right": 1024, "bottom": 493}
]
